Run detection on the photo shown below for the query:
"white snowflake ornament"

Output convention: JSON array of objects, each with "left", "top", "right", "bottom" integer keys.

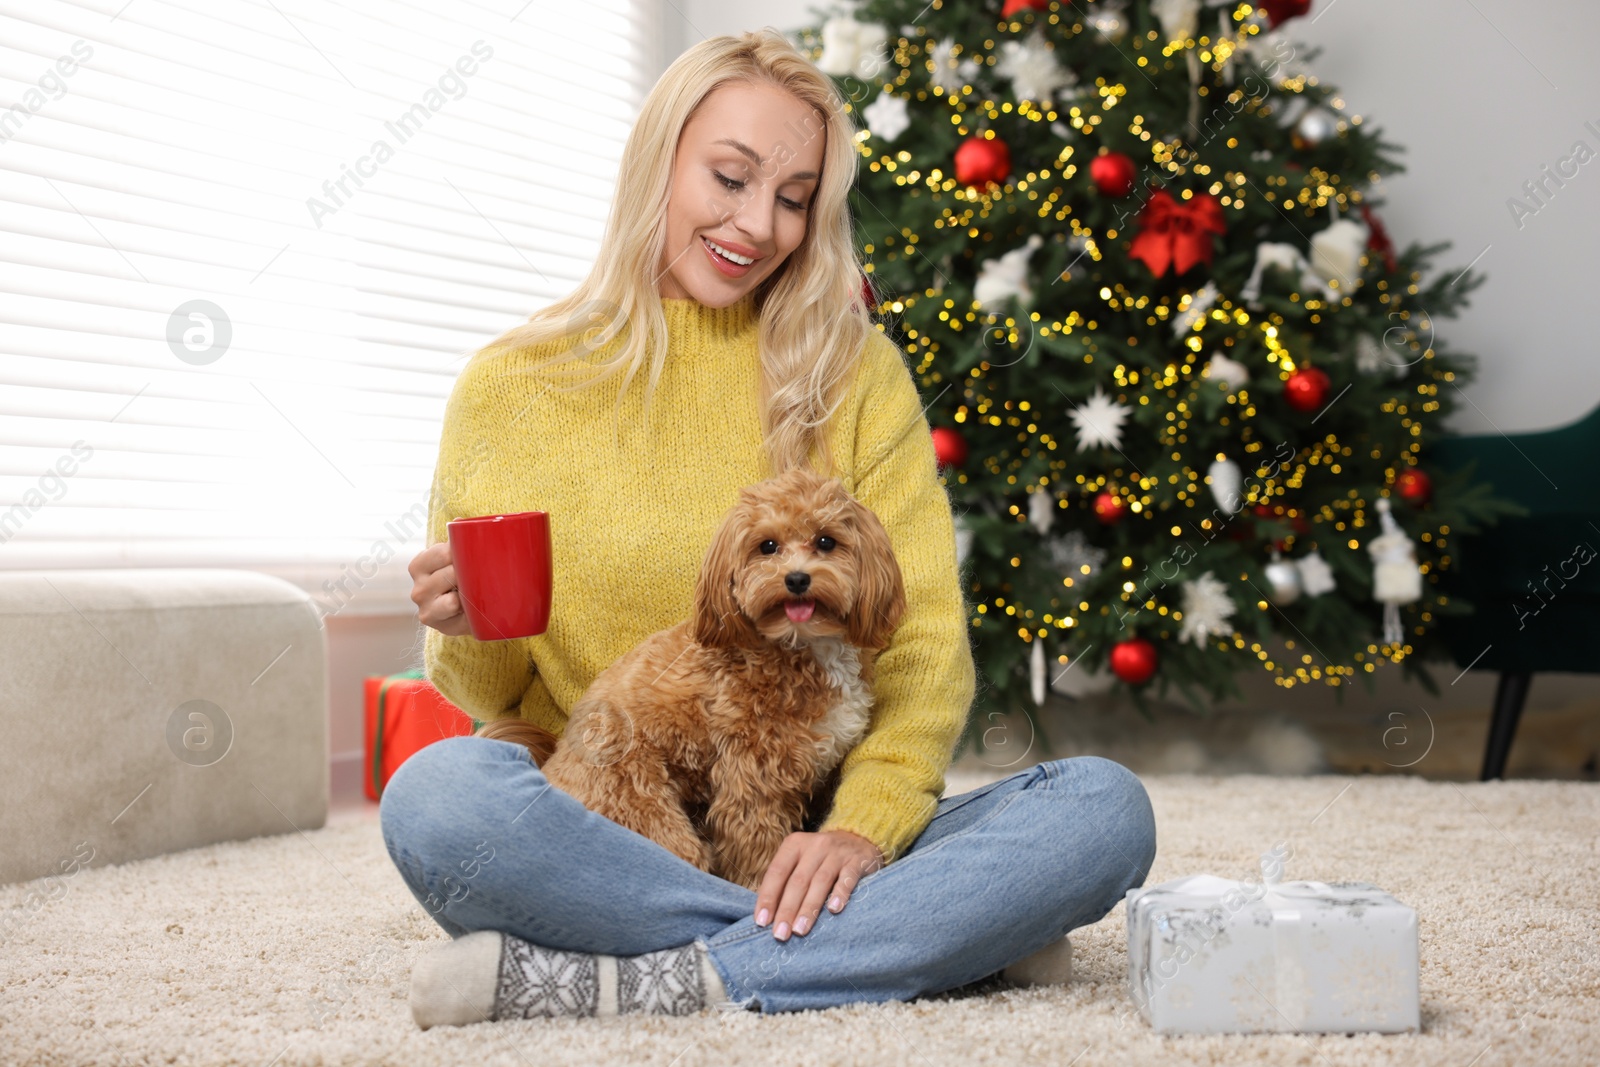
[
  {"left": 996, "top": 30, "right": 1080, "bottom": 106},
  {"left": 1085, "top": 0, "right": 1130, "bottom": 40},
  {"left": 1069, "top": 387, "right": 1132, "bottom": 453},
  {"left": 1048, "top": 528, "right": 1107, "bottom": 578},
  {"left": 863, "top": 90, "right": 910, "bottom": 142},
  {"left": 1179, "top": 571, "right": 1236, "bottom": 646},
  {"left": 928, "top": 37, "right": 980, "bottom": 95},
  {"left": 974, "top": 234, "right": 1044, "bottom": 308}
]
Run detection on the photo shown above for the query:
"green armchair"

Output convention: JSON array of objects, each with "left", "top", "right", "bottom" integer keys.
[{"left": 1431, "top": 403, "right": 1600, "bottom": 780}]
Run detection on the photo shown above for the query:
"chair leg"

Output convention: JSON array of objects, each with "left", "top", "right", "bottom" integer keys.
[{"left": 1480, "top": 671, "right": 1532, "bottom": 781}]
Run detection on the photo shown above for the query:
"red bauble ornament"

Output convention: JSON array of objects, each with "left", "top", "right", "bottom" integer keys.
[
  {"left": 1092, "top": 490, "right": 1127, "bottom": 525},
  {"left": 954, "top": 135, "right": 1011, "bottom": 188},
  {"left": 1109, "top": 637, "right": 1159, "bottom": 685},
  {"left": 1089, "top": 151, "right": 1137, "bottom": 197},
  {"left": 1127, "top": 190, "right": 1226, "bottom": 277},
  {"left": 1361, "top": 205, "right": 1398, "bottom": 274},
  {"left": 931, "top": 426, "right": 968, "bottom": 469},
  {"left": 1259, "top": 0, "right": 1312, "bottom": 28},
  {"left": 1395, "top": 468, "right": 1433, "bottom": 505},
  {"left": 1001, "top": 0, "right": 1048, "bottom": 15},
  {"left": 1283, "top": 366, "right": 1331, "bottom": 413}
]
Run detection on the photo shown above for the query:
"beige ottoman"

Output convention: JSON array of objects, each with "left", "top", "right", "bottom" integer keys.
[{"left": 0, "top": 569, "right": 327, "bottom": 887}]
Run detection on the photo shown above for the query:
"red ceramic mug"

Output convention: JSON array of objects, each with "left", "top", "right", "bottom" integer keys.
[{"left": 445, "top": 511, "right": 552, "bottom": 641}]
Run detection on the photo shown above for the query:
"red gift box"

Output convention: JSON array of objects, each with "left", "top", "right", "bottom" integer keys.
[{"left": 363, "top": 670, "right": 481, "bottom": 802}]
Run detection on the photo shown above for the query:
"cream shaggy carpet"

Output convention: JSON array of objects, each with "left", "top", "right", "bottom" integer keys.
[{"left": 2, "top": 771, "right": 1596, "bottom": 1066}]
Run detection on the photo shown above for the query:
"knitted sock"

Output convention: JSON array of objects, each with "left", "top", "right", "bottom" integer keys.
[{"left": 410, "top": 930, "right": 732, "bottom": 1028}]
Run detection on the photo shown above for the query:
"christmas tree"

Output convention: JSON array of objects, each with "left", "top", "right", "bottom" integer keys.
[{"left": 797, "top": 0, "right": 1513, "bottom": 751}]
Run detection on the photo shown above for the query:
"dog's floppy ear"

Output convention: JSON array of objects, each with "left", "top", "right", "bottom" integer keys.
[
  {"left": 846, "top": 499, "right": 907, "bottom": 651},
  {"left": 693, "top": 501, "right": 759, "bottom": 648}
]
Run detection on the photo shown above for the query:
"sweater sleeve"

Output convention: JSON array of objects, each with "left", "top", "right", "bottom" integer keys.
[
  {"left": 419, "top": 355, "right": 538, "bottom": 723},
  {"left": 815, "top": 331, "right": 977, "bottom": 864}
]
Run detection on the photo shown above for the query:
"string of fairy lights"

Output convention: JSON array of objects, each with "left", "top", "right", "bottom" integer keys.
[{"left": 806, "top": 1, "right": 1471, "bottom": 694}]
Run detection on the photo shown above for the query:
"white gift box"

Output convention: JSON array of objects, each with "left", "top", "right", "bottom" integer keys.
[{"left": 1125, "top": 861, "right": 1421, "bottom": 1035}]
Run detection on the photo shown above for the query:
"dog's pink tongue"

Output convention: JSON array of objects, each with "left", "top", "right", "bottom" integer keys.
[{"left": 784, "top": 599, "right": 815, "bottom": 623}]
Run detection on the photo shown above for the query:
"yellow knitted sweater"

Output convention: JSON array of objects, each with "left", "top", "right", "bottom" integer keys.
[{"left": 422, "top": 292, "right": 976, "bottom": 864}]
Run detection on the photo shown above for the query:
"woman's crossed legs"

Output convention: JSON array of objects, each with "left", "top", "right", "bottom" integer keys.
[{"left": 379, "top": 735, "right": 1157, "bottom": 1015}]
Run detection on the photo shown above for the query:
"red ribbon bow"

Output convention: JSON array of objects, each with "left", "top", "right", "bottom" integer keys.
[{"left": 1127, "top": 190, "right": 1226, "bottom": 278}]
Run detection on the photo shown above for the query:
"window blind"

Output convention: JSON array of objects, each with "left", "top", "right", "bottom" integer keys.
[{"left": 0, "top": 0, "right": 662, "bottom": 613}]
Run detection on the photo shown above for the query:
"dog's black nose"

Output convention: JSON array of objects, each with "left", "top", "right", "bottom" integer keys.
[{"left": 785, "top": 571, "right": 811, "bottom": 595}]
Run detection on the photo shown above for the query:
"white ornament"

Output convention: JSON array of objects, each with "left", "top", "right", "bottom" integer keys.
[
  {"left": 996, "top": 30, "right": 1080, "bottom": 106},
  {"left": 1151, "top": 0, "right": 1201, "bottom": 40},
  {"left": 1028, "top": 487, "right": 1056, "bottom": 535},
  {"left": 1307, "top": 218, "right": 1370, "bottom": 299},
  {"left": 1215, "top": 10, "right": 1290, "bottom": 86},
  {"left": 817, "top": 17, "right": 890, "bottom": 81},
  {"left": 1179, "top": 570, "right": 1236, "bottom": 646},
  {"left": 1239, "top": 242, "right": 1309, "bottom": 308},
  {"left": 1202, "top": 352, "right": 1251, "bottom": 393},
  {"left": 1085, "top": 0, "right": 1129, "bottom": 40},
  {"left": 1050, "top": 651, "right": 1118, "bottom": 697},
  {"left": 1353, "top": 332, "right": 1409, "bottom": 379},
  {"left": 863, "top": 90, "right": 910, "bottom": 142},
  {"left": 974, "top": 234, "right": 1044, "bottom": 309},
  {"left": 928, "top": 37, "right": 980, "bottom": 95},
  {"left": 954, "top": 514, "right": 974, "bottom": 567},
  {"left": 1048, "top": 528, "right": 1107, "bottom": 578},
  {"left": 1260, "top": 29, "right": 1311, "bottom": 89},
  {"left": 1264, "top": 550, "right": 1304, "bottom": 605},
  {"left": 1215, "top": 9, "right": 1248, "bottom": 85},
  {"left": 1207, "top": 457, "right": 1244, "bottom": 514},
  {"left": 1296, "top": 550, "right": 1337, "bottom": 597},
  {"left": 1295, "top": 107, "right": 1338, "bottom": 146},
  {"left": 1031, "top": 638, "right": 1047, "bottom": 706},
  {"left": 1171, "top": 280, "right": 1219, "bottom": 338},
  {"left": 1353, "top": 332, "right": 1385, "bottom": 374},
  {"left": 1367, "top": 497, "right": 1423, "bottom": 645},
  {"left": 1069, "top": 387, "right": 1132, "bottom": 453}
]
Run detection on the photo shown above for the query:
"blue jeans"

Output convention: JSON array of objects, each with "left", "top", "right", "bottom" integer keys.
[{"left": 379, "top": 735, "right": 1157, "bottom": 1014}]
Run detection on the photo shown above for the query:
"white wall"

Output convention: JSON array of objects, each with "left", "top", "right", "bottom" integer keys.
[{"left": 661, "top": 0, "right": 1600, "bottom": 436}]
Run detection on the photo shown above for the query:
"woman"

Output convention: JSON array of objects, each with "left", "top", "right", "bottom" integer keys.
[{"left": 383, "top": 27, "right": 1156, "bottom": 1027}]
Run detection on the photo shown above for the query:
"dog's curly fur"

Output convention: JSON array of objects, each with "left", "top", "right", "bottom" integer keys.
[{"left": 475, "top": 467, "right": 906, "bottom": 889}]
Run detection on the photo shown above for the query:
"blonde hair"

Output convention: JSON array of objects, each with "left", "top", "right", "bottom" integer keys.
[{"left": 476, "top": 27, "right": 875, "bottom": 479}]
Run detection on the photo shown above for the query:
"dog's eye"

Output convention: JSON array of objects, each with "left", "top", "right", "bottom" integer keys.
[
  {"left": 816, "top": 536, "right": 836, "bottom": 552},
  {"left": 759, "top": 539, "right": 778, "bottom": 555}
]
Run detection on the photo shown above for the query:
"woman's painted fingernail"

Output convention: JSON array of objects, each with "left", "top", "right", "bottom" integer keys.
[
  {"left": 828, "top": 896, "right": 842, "bottom": 911},
  {"left": 775, "top": 921, "right": 790, "bottom": 940},
  {"left": 794, "top": 915, "right": 809, "bottom": 935},
  {"left": 756, "top": 908, "right": 770, "bottom": 926}
]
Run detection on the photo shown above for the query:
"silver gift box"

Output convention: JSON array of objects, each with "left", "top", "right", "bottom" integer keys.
[{"left": 1125, "top": 872, "right": 1421, "bottom": 1035}]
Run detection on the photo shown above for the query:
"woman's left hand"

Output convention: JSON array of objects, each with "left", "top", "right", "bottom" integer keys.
[{"left": 754, "top": 829, "right": 884, "bottom": 940}]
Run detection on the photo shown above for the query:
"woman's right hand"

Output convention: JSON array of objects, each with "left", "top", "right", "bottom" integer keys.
[{"left": 409, "top": 542, "right": 474, "bottom": 636}]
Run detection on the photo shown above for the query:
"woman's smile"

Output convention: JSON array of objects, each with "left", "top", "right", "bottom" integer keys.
[{"left": 702, "top": 234, "right": 761, "bottom": 275}]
